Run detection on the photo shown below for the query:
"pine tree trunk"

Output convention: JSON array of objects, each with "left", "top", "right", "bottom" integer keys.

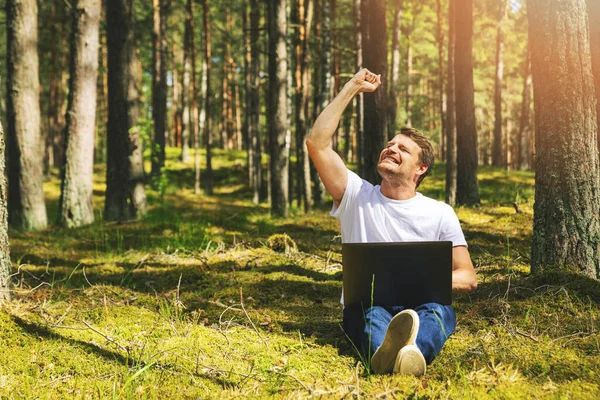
[
  {"left": 528, "top": 0, "right": 600, "bottom": 278},
  {"left": 105, "top": 0, "right": 147, "bottom": 221},
  {"left": 201, "top": 0, "right": 214, "bottom": 194},
  {"left": 96, "top": 20, "right": 108, "bottom": 163},
  {"left": 454, "top": 0, "right": 480, "bottom": 205},
  {"left": 517, "top": 48, "right": 532, "bottom": 170},
  {"left": 6, "top": 0, "right": 48, "bottom": 231},
  {"left": 587, "top": 0, "right": 600, "bottom": 147},
  {"left": 361, "top": 0, "right": 388, "bottom": 185},
  {"left": 436, "top": 0, "right": 447, "bottom": 161},
  {"left": 248, "top": 0, "right": 262, "bottom": 204},
  {"left": 181, "top": 2, "right": 193, "bottom": 163},
  {"left": 0, "top": 120, "right": 11, "bottom": 302},
  {"left": 389, "top": 0, "right": 403, "bottom": 135},
  {"left": 354, "top": 0, "right": 364, "bottom": 177},
  {"left": 152, "top": 0, "right": 168, "bottom": 177},
  {"left": 58, "top": 0, "right": 100, "bottom": 228},
  {"left": 492, "top": 0, "right": 507, "bottom": 167},
  {"left": 268, "top": 0, "right": 289, "bottom": 218},
  {"left": 187, "top": 0, "right": 200, "bottom": 195}
]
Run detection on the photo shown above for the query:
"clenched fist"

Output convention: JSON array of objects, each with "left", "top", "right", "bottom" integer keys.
[{"left": 350, "top": 68, "right": 382, "bottom": 93}]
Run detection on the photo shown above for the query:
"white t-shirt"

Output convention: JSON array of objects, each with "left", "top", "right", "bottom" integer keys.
[{"left": 332, "top": 169, "right": 467, "bottom": 247}]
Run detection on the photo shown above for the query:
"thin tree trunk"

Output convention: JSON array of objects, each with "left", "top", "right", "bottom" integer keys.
[
  {"left": 517, "top": 49, "right": 532, "bottom": 170},
  {"left": 6, "top": 0, "right": 48, "bottom": 231},
  {"left": 354, "top": 0, "right": 364, "bottom": 177},
  {"left": 96, "top": 18, "right": 108, "bottom": 164},
  {"left": 529, "top": 0, "right": 600, "bottom": 278},
  {"left": 58, "top": 0, "right": 100, "bottom": 228},
  {"left": 248, "top": 0, "right": 262, "bottom": 204},
  {"left": 202, "top": 0, "right": 214, "bottom": 194},
  {"left": 268, "top": 0, "right": 289, "bottom": 217},
  {"left": 181, "top": 1, "right": 193, "bottom": 163},
  {"left": 361, "top": 0, "right": 388, "bottom": 185},
  {"left": 0, "top": 120, "right": 11, "bottom": 302},
  {"left": 389, "top": 0, "right": 403, "bottom": 135},
  {"left": 105, "top": 0, "right": 146, "bottom": 221},
  {"left": 454, "top": 0, "right": 480, "bottom": 205},
  {"left": 152, "top": 0, "right": 168, "bottom": 177},
  {"left": 186, "top": 0, "right": 200, "bottom": 193},
  {"left": 171, "top": 41, "right": 181, "bottom": 148},
  {"left": 492, "top": 0, "right": 507, "bottom": 167},
  {"left": 436, "top": 0, "right": 447, "bottom": 161}
]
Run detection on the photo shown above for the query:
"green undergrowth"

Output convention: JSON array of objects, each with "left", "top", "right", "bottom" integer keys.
[{"left": 1, "top": 148, "right": 598, "bottom": 398}]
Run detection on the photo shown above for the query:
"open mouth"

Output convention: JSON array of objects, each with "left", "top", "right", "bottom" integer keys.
[{"left": 382, "top": 156, "right": 400, "bottom": 165}]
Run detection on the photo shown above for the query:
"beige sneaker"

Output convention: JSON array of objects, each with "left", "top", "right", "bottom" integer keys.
[
  {"left": 370, "top": 309, "right": 419, "bottom": 374},
  {"left": 394, "top": 344, "right": 426, "bottom": 376}
]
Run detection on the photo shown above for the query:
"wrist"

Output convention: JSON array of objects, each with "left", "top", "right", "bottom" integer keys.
[{"left": 344, "top": 79, "right": 362, "bottom": 96}]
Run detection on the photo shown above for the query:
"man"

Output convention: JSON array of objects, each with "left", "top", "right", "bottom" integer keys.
[{"left": 306, "top": 68, "right": 477, "bottom": 377}]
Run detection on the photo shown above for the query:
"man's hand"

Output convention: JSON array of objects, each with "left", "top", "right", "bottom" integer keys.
[{"left": 350, "top": 68, "right": 382, "bottom": 93}]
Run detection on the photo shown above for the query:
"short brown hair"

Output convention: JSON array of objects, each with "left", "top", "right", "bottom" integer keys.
[{"left": 397, "top": 127, "right": 434, "bottom": 188}]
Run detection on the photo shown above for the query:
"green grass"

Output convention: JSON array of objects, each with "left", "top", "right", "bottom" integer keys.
[{"left": 1, "top": 148, "right": 599, "bottom": 398}]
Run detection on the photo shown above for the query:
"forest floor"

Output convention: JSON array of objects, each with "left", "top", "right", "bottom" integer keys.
[{"left": 1, "top": 148, "right": 599, "bottom": 399}]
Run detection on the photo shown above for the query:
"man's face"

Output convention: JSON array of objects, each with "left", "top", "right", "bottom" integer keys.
[{"left": 377, "top": 134, "right": 426, "bottom": 184}]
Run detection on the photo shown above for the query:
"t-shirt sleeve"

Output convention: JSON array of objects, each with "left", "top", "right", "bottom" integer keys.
[
  {"left": 331, "top": 169, "right": 363, "bottom": 219},
  {"left": 439, "top": 204, "right": 468, "bottom": 247}
]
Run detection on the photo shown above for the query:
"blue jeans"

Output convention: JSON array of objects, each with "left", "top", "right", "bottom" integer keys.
[{"left": 343, "top": 303, "right": 456, "bottom": 366}]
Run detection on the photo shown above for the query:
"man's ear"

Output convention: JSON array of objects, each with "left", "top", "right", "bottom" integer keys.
[{"left": 416, "top": 163, "right": 428, "bottom": 176}]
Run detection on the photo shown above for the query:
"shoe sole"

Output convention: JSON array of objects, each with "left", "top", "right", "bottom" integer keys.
[
  {"left": 394, "top": 345, "right": 426, "bottom": 376},
  {"left": 370, "top": 309, "right": 419, "bottom": 374}
]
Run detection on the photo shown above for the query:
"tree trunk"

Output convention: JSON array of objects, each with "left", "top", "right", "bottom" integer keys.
[
  {"left": 517, "top": 48, "right": 532, "bottom": 170},
  {"left": 454, "top": 0, "right": 480, "bottom": 205},
  {"left": 528, "top": 0, "right": 600, "bottom": 278},
  {"left": 151, "top": 0, "right": 168, "bottom": 177},
  {"left": 181, "top": 1, "right": 193, "bottom": 163},
  {"left": 247, "top": 0, "right": 262, "bottom": 204},
  {"left": 389, "top": 0, "right": 403, "bottom": 135},
  {"left": 294, "top": 0, "right": 314, "bottom": 213},
  {"left": 202, "top": 0, "right": 214, "bottom": 194},
  {"left": 436, "top": 0, "right": 447, "bottom": 161},
  {"left": 587, "top": 0, "right": 600, "bottom": 147},
  {"left": 188, "top": 0, "right": 200, "bottom": 195},
  {"left": 6, "top": 0, "right": 48, "bottom": 231},
  {"left": 58, "top": 0, "right": 100, "bottom": 228},
  {"left": 105, "top": 0, "right": 147, "bottom": 221},
  {"left": 268, "top": 0, "right": 289, "bottom": 217},
  {"left": 361, "top": 0, "right": 388, "bottom": 185},
  {"left": 0, "top": 120, "right": 11, "bottom": 302},
  {"left": 354, "top": 0, "right": 364, "bottom": 177},
  {"left": 492, "top": 0, "right": 507, "bottom": 167}
]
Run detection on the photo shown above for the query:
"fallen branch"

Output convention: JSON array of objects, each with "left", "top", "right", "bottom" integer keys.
[
  {"left": 82, "top": 320, "right": 130, "bottom": 354},
  {"left": 240, "top": 287, "right": 268, "bottom": 347}
]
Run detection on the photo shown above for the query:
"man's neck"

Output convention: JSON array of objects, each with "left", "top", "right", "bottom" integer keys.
[{"left": 379, "top": 180, "right": 418, "bottom": 200}]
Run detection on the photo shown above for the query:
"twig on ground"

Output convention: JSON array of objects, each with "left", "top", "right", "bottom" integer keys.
[
  {"left": 239, "top": 287, "right": 268, "bottom": 347},
  {"left": 82, "top": 320, "right": 130, "bottom": 354},
  {"left": 208, "top": 299, "right": 241, "bottom": 311},
  {"left": 82, "top": 266, "right": 94, "bottom": 287},
  {"left": 270, "top": 371, "right": 311, "bottom": 393}
]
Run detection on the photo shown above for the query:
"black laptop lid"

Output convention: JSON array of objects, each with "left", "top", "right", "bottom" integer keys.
[{"left": 342, "top": 241, "right": 452, "bottom": 308}]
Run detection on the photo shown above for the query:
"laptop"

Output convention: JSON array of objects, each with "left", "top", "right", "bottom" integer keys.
[{"left": 342, "top": 241, "right": 453, "bottom": 308}]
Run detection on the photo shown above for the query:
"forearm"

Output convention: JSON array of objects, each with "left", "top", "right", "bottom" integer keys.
[
  {"left": 452, "top": 268, "right": 477, "bottom": 293},
  {"left": 307, "top": 81, "right": 360, "bottom": 150}
]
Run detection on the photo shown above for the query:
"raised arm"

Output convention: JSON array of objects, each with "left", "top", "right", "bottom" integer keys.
[{"left": 306, "top": 69, "right": 381, "bottom": 203}]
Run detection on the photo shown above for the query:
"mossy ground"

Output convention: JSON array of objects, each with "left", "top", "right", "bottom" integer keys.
[{"left": 1, "top": 149, "right": 599, "bottom": 399}]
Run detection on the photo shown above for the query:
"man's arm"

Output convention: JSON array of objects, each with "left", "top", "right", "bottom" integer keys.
[
  {"left": 452, "top": 246, "right": 477, "bottom": 292},
  {"left": 306, "top": 69, "right": 381, "bottom": 203}
]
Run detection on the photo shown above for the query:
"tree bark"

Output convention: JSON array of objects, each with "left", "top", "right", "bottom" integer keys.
[
  {"left": 492, "top": 0, "right": 507, "bottom": 167},
  {"left": 58, "top": 0, "right": 100, "bottom": 228},
  {"left": 188, "top": 0, "right": 200, "bottom": 195},
  {"left": 436, "top": 0, "right": 447, "bottom": 161},
  {"left": 587, "top": 0, "right": 600, "bottom": 148},
  {"left": 202, "top": 0, "right": 214, "bottom": 194},
  {"left": 105, "top": 0, "right": 147, "bottom": 221},
  {"left": 389, "top": 0, "right": 403, "bottom": 135},
  {"left": 528, "top": 0, "right": 600, "bottom": 278},
  {"left": 517, "top": 48, "right": 532, "bottom": 170},
  {"left": 354, "top": 0, "right": 364, "bottom": 177},
  {"left": 361, "top": 0, "right": 388, "bottom": 185},
  {"left": 181, "top": 0, "right": 193, "bottom": 162},
  {"left": 6, "top": 0, "right": 48, "bottom": 231},
  {"left": 454, "top": 0, "right": 480, "bottom": 205},
  {"left": 268, "top": 0, "right": 289, "bottom": 217},
  {"left": 0, "top": 120, "right": 11, "bottom": 302},
  {"left": 151, "top": 0, "right": 168, "bottom": 177}
]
